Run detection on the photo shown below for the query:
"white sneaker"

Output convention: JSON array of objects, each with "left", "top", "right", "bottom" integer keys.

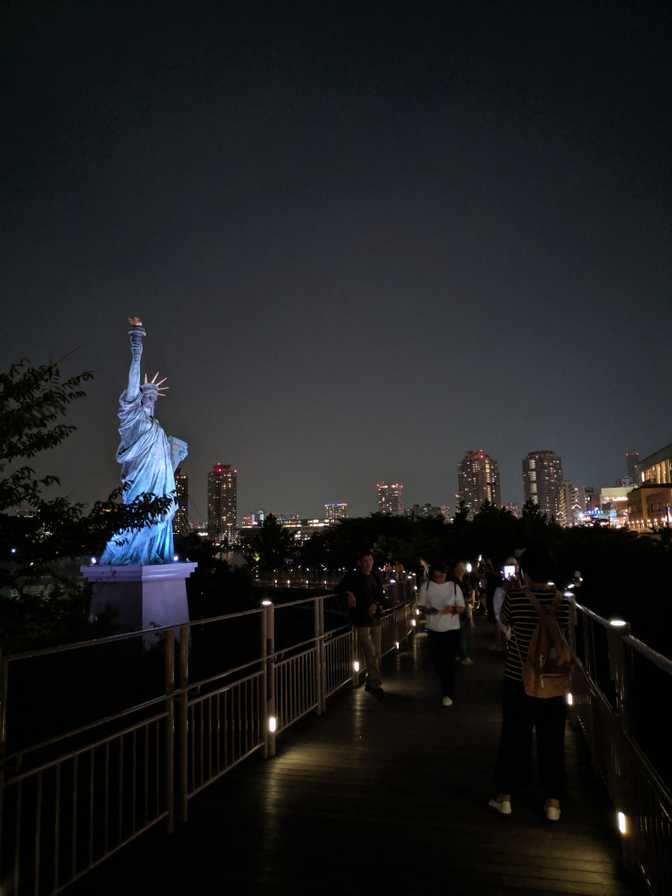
[
  {"left": 489, "top": 797, "right": 512, "bottom": 815},
  {"left": 441, "top": 696, "right": 453, "bottom": 707},
  {"left": 545, "top": 802, "right": 561, "bottom": 822}
]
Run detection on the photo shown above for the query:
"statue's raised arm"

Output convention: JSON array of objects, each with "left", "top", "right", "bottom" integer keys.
[
  {"left": 100, "top": 318, "right": 188, "bottom": 566},
  {"left": 126, "top": 317, "right": 146, "bottom": 401}
]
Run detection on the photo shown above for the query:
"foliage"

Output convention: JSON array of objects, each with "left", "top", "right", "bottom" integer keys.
[
  {"left": 297, "top": 509, "right": 671, "bottom": 655},
  {"left": 247, "top": 514, "right": 294, "bottom": 573}
]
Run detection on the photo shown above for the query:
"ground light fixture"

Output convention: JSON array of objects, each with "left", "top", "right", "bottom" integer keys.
[
  {"left": 353, "top": 661, "right": 360, "bottom": 673},
  {"left": 411, "top": 619, "right": 417, "bottom": 627},
  {"left": 566, "top": 693, "right": 574, "bottom": 707},
  {"left": 268, "top": 716, "right": 277, "bottom": 734},
  {"left": 395, "top": 641, "right": 400, "bottom": 650},
  {"left": 617, "top": 812, "right": 628, "bottom": 835}
]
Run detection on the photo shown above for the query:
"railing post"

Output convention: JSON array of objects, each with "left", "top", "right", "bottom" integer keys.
[
  {"left": 0, "top": 650, "right": 7, "bottom": 887},
  {"left": 163, "top": 629, "right": 176, "bottom": 834},
  {"left": 314, "top": 598, "right": 327, "bottom": 715},
  {"left": 351, "top": 627, "right": 360, "bottom": 688},
  {"left": 262, "top": 603, "right": 276, "bottom": 758},
  {"left": 607, "top": 619, "right": 632, "bottom": 722},
  {"left": 177, "top": 624, "right": 190, "bottom": 824}
]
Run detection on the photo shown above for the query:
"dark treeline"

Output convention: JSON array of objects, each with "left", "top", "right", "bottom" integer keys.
[{"left": 297, "top": 503, "right": 671, "bottom": 656}]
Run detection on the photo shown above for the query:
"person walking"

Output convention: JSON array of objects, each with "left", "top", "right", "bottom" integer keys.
[
  {"left": 417, "top": 562, "right": 465, "bottom": 706},
  {"left": 489, "top": 544, "right": 571, "bottom": 821},
  {"left": 337, "top": 550, "right": 386, "bottom": 700},
  {"left": 454, "top": 560, "right": 475, "bottom": 665}
]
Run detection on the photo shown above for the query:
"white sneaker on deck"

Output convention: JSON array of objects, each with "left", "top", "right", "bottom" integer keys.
[
  {"left": 545, "top": 802, "right": 561, "bottom": 822},
  {"left": 488, "top": 797, "right": 512, "bottom": 815},
  {"left": 441, "top": 696, "right": 453, "bottom": 707}
]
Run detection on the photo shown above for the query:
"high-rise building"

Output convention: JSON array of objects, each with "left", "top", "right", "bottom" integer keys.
[
  {"left": 377, "top": 482, "right": 404, "bottom": 515},
  {"left": 324, "top": 502, "right": 348, "bottom": 523},
  {"left": 457, "top": 450, "right": 501, "bottom": 514},
  {"left": 559, "top": 481, "right": 585, "bottom": 527},
  {"left": 625, "top": 449, "right": 640, "bottom": 484},
  {"left": 522, "top": 451, "right": 563, "bottom": 520},
  {"left": 173, "top": 467, "right": 190, "bottom": 536},
  {"left": 207, "top": 463, "right": 238, "bottom": 543}
]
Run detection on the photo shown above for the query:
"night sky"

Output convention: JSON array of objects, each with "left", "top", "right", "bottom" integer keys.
[{"left": 3, "top": 3, "right": 671, "bottom": 521}]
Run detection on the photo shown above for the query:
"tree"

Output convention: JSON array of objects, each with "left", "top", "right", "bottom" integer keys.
[{"left": 250, "top": 514, "right": 294, "bottom": 573}]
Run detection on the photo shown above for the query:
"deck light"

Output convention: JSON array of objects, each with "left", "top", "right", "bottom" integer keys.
[
  {"left": 261, "top": 599, "right": 273, "bottom": 607},
  {"left": 268, "top": 716, "right": 277, "bottom": 733},
  {"left": 353, "top": 661, "right": 360, "bottom": 673},
  {"left": 617, "top": 811, "right": 627, "bottom": 835},
  {"left": 173, "top": 555, "right": 179, "bottom": 562},
  {"left": 609, "top": 619, "right": 627, "bottom": 628},
  {"left": 90, "top": 557, "right": 97, "bottom": 565},
  {"left": 411, "top": 619, "right": 417, "bottom": 628},
  {"left": 395, "top": 641, "right": 400, "bottom": 650},
  {"left": 415, "top": 608, "right": 420, "bottom": 616},
  {"left": 566, "top": 693, "right": 574, "bottom": 707},
  {"left": 389, "top": 578, "right": 396, "bottom": 584},
  {"left": 10, "top": 548, "right": 17, "bottom": 555},
  {"left": 466, "top": 563, "right": 473, "bottom": 573}
]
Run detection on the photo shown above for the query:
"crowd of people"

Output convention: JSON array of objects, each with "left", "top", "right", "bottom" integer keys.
[{"left": 337, "top": 545, "right": 572, "bottom": 823}]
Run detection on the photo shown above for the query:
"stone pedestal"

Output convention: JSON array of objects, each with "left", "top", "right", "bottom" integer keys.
[{"left": 82, "top": 562, "right": 196, "bottom": 633}]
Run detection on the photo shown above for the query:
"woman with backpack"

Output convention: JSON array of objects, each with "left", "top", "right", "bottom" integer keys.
[{"left": 489, "top": 544, "right": 572, "bottom": 822}]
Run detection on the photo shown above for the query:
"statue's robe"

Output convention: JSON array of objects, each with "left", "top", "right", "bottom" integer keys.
[{"left": 100, "top": 391, "right": 182, "bottom": 565}]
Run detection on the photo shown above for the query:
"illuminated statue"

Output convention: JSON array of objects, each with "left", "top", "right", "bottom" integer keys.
[{"left": 100, "top": 318, "right": 188, "bottom": 565}]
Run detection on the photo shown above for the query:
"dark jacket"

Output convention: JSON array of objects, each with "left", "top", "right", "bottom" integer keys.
[{"left": 336, "top": 570, "right": 385, "bottom": 627}]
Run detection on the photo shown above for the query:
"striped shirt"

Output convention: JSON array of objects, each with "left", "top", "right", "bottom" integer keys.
[{"left": 501, "top": 587, "right": 571, "bottom": 683}]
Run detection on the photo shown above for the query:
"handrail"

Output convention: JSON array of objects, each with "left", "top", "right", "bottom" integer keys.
[
  {"left": 624, "top": 634, "right": 672, "bottom": 676},
  {"left": 0, "top": 585, "right": 417, "bottom": 896},
  {"left": 572, "top": 599, "right": 672, "bottom": 896}
]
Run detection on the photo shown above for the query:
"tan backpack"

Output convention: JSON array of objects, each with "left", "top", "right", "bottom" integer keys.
[{"left": 514, "top": 589, "right": 573, "bottom": 698}]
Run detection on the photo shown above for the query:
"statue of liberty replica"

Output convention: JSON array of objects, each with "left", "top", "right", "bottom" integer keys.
[
  {"left": 100, "top": 317, "right": 187, "bottom": 565},
  {"left": 85, "top": 318, "right": 195, "bottom": 633}
]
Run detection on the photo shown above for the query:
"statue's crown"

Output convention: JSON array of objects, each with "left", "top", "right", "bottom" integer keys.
[{"left": 141, "top": 372, "right": 169, "bottom": 398}]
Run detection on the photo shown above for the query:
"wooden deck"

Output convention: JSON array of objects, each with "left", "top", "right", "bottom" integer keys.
[{"left": 73, "top": 625, "right": 639, "bottom": 895}]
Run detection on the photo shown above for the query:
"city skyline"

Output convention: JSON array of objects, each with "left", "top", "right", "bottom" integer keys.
[
  {"left": 175, "top": 445, "right": 641, "bottom": 525},
  {"left": 3, "top": 6, "right": 670, "bottom": 522}
]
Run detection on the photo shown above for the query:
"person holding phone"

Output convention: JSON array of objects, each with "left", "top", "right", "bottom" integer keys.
[{"left": 417, "top": 562, "right": 465, "bottom": 706}]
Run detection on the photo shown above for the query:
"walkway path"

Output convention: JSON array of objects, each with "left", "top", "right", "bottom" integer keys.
[{"left": 73, "top": 625, "right": 638, "bottom": 895}]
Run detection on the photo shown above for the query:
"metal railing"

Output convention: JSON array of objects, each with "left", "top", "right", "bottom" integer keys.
[
  {"left": 572, "top": 600, "right": 672, "bottom": 896},
  {"left": 0, "top": 585, "right": 416, "bottom": 895}
]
